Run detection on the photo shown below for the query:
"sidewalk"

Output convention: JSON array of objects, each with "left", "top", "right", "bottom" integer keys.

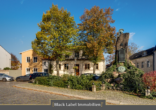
[{"left": 13, "top": 83, "right": 156, "bottom": 105}]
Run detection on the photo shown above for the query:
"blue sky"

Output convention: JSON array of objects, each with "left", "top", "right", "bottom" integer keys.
[{"left": 0, "top": 0, "right": 156, "bottom": 63}]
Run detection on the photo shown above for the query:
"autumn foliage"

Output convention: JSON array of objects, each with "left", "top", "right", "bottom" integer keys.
[
  {"left": 11, "top": 53, "right": 21, "bottom": 70},
  {"left": 142, "top": 71, "right": 156, "bottom": 91},
  {"left": 78, "top": 6, "right": 116, "bottom": 74}
]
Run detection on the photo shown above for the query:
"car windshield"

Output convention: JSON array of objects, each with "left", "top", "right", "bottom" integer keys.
[
  {"left": 4, "top": 75, "right": 11, "bottom": 77},
  {"left": 25, "top": 74, "right": 31, "bottom": 76}
]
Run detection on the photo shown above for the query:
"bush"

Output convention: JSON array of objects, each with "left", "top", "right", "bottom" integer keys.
[
  {"left": 35, "top": 77, "right": 49, "bottom": 85},
  {"left": 122, "top": 69, "right": 145, "bottom": 94},
  {"left": 3, "top": 67, "right": 11, "bottom": 70},
  {"left": 142, "top": 71, "right": 156, "bottom": 91}
]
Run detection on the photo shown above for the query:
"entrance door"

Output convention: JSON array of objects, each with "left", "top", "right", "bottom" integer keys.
[{"left": 75, "top": 64, "right": 79, "bottom": 76}]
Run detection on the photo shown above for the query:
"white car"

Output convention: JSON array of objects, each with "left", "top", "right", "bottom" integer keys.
[{"left": 0, "top": 73, "right": 14, "bottom": 82}]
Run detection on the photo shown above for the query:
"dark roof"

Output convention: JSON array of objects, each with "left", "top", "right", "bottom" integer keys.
[{"left": 129, "top": 46, "right": 156, "bottom": 60}]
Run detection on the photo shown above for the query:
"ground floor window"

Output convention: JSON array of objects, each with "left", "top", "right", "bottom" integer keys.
[
  {"left": 26, "top": 68, "right": 30, "bottom": 74},
  {"left": 34, "top": 68, "right": 38, "bottom": 72},
  {"left": 85, "top": 64, "right": 90, "bottom": 70},
  {"left": 59, "top": 64, "right": 61, "bottom": 70},
  {"left": 44, "top": 69, "right": 48, "bottom": 73},
  {"left": 147, "top": 61, "right": 150, "bottom": 67},
  {"left": 64, "top": 64, "right": 68, "bottom": 70},
  {"left": 142, "top": 62, "right": 144, "bottom": 68},
  {"left": 137, "top": 63, "right": 139, "bottom": 68},
  {"left": 96, "top": 64, "right": 98, "bottom": 69}
]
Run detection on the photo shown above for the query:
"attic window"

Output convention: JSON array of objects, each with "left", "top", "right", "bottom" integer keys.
[{"left": 143, "top": 51, "right": 147, "bottom": 56}]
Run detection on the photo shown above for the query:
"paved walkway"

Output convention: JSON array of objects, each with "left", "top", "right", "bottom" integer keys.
[
  {"left": 13, "top": 83, "right": 156, "bottom": 105},
  {"left": 0, "top": 82, "right": 80, "bottom": 105}
]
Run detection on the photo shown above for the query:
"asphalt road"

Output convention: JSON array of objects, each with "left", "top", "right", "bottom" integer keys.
[{"left": 0, "top": 81, "right": 80, "bottom": 105}]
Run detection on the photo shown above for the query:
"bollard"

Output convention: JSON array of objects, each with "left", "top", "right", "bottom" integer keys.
[
  {"left": 92, "top": 83, "right": 96, "bottom": 92},
  {"left": 145, "top": 86, "right": 151, "bottom": 96},
  {"left": 101, "top": 84, "right": 105, "bottom": 90},
  {"left": 68, "top": 85, "right": 70, "bottom": 89}
]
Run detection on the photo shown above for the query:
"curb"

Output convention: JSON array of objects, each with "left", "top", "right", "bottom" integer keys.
[{"left": 13, "top": 85, "right": 124, "bottom": 105}]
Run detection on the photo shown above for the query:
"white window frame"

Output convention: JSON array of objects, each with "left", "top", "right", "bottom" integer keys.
[
  {"left": 33, "top": 57, "right": 38, "bottom": 63},
  {"left": 26, "top": 57, "right": 30, "bottom": 63},
  {"left": 147, "top": 61, "right": 150, "bottom": 68},
  {"left": 33, "top": 68, "right": 38, "bottom": 73},
  {"left": 43, "top": 61, "right": 46, "bottom": 66},
  {"left": 26, "top": 68, "right": 30, "bottom": 74}
]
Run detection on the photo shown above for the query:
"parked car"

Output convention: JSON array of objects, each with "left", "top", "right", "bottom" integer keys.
[
  {"left": 81, "top": 73, "right": 100, "bottom": 80},
  {"left": 16, "top": 74, "right": 31, "bottom": 82},
  {"left": 0, "top": 73, "right": 14, "bottom": 82},
  {"left": 29, "top": 72, "right": 49, "bottom": 83}
]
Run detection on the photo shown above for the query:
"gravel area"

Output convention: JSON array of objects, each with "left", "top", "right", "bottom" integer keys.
[{"left": 14, "top": 83, "right": 156, "bottom": 105}]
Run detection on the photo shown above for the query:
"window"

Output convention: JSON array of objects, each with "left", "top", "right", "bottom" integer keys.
[
  {"left": 33, "top": 57, "right": 37, "bottom": 62},
  {"left": 34, "top": 68, "right": 38, "bottom": 72},
  {"left": 59, "top": 64, "right": 61, "bottom": 70},
  {"left": 137, "top": 63, "right": 139, "bottom": 68},
  {"left": 65, "top": 55, "right": 69, "bottom": 59},
  {"left": 85, "top": 64, "right": 90, "bottom": 70},
  {"left": 142, "top": 62, "right": 144, "bottom": 68},
  {"left": 96, "top": 64, "right": 98, "bottom": 69},
  {"left": 64, "top": 64, "right": 68, "bottom": 70},
  {"left": 26, "top": 68, "right": 30, "bottom": 73},
  {"left": 44, "top": 69, "right": 48, "bottom": 73},
  {"left": 27, "top": 57, "right": 30, "bottom": 62},
  {"left": 147, "top": 61, "right": 150, "bottom": 67},
  {"left": 44, "top": 61, "right": 46, "bottom": 66},
  {"left": 75, "top": 52, "right": 79, "bottom": 58}
]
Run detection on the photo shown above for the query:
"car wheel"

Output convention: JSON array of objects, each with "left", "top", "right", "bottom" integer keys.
[{"left": 2, "top": 78, "right": 7, "bottom": 82}]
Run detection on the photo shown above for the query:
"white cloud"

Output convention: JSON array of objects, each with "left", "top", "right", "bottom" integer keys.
[
  {"left": 138, "top": 46, "right": 144, "bottom": 50},
  {"left": 20, "top": 0, "right": 25, "bottom": 4},
  {"left": 115, "top": 8, "right": 119, "bottom": 11},
  {"left": 129, "top": 32, "right": 135, "bottom": 39}
]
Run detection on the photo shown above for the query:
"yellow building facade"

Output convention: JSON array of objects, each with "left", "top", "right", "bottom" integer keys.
[{"left": 20, "top": 49, "right": 43, "bottom": 75}]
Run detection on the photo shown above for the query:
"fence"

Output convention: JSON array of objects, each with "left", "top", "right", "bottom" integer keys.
[{"left": 0, "top": 70, "right": 22, "bottom": 79}]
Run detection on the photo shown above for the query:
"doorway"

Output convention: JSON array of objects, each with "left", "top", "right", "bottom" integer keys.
[{"left": 75, "top": 64, "right": 79, "bottom": 76}]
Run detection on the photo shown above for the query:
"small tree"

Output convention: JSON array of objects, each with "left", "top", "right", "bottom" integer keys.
[
  {"left": 11, "top": 53, "right": 21, "bottom": 70},
  {"left": 32, "top": 4, "right": 79, "bottom": 76}
]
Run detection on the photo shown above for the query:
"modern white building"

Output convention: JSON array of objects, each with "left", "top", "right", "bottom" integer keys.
[
  {"left": 0, "top": 45, "right": 11, "bottom": 70},
  {"left": 42, "top": 50, "right": 106, "bottom": 76}
]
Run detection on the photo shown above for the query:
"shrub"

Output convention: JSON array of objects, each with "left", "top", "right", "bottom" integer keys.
[
  {"left": 35, "top": 77, "right": 49, "bottom": 85},
  {"left": 142, "top": 71, "right": 156, "bottom": 91},
  {"left": 3, "top": 67, "right": 11, "bottom": 70},
  {"left": 88, "top": 80, "right": 102, "bottom": 91},
  {"left": 122, "top": 69, "right": 145, "bottom": 94}
]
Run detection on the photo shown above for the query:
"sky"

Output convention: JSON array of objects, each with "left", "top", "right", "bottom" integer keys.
[{"left": 0, "top": 0, "right": 156, "bottom": 63}]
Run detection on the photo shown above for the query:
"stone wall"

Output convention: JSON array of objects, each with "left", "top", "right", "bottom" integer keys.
[
  {"left": 131, "top": 55, "right": 153, "bottom": 73},
  {"left": 0, "top": 70, "right": 22, "bottom": 78}
]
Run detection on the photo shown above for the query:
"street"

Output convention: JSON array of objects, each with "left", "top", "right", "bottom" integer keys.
[{"left": 0, "top": 82, "right": 80, "bottom": 105}]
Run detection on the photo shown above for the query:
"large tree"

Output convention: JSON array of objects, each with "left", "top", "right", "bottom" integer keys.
[
  {"left": 105, "top": 42, "right": 142, "bottom": 64},
  {"left": 78, "top": 6, "right": 116, "bottom": 74},
  {"left": 32, "top": 4, "right": 78, "bottom": 76},
  {"left": 11, "top": 53, "right": 21, "bottom": 70}
]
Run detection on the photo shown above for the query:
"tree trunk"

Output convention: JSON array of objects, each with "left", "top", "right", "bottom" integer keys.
[
  {"left": 56, "top": 59, "right": 59, "bottom": 76},
  {"left": 93, "top": 63, "right": 96, "bottom": 74}
]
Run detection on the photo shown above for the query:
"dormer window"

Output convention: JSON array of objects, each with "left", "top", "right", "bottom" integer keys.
[
  {"left": 75, "top": 52, "right": 79, "bottom": 58},
  {"left": 65, "top": 55, "right": 69, "bottom": 59},
  {"left": 143, "top": 51, "right": 147, "bottom": 56}
]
